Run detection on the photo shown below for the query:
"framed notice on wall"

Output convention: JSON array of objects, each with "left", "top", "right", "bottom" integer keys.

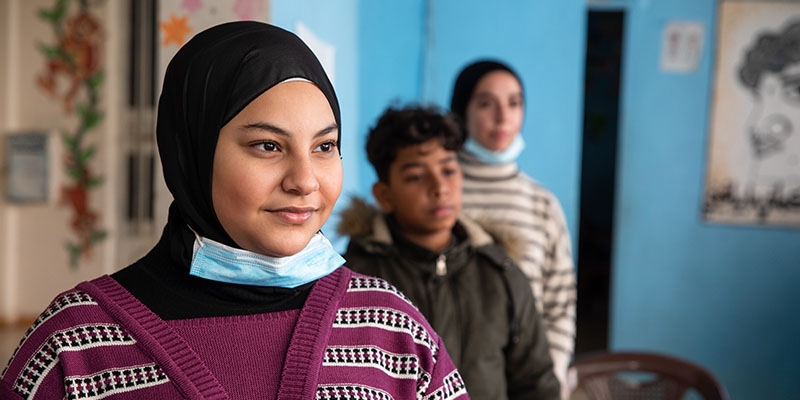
[
  {"left": 4, "top": 132, "right": 49, "bottom": 203},
  {"left": 702, "top": 1, "right": 800, "bottom": 227}
]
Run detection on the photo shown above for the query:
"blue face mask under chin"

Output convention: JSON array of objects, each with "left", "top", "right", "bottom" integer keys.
[
  {"left": 464, "top": 135, "right": 526, "bottom": 165},
  {"left": 188, "top": 231, "right": 345, "bottom": 288}
]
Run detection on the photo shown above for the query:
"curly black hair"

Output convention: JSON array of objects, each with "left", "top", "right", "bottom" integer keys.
[
  {"left": 739, "top": 19, "right": 800, "bottom": 93},
  {"left": 366, "top": 104, "right": 464, "bottom": 183}
]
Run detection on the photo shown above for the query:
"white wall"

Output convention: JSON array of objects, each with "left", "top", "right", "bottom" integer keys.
[
  {"left": 0, "top": 0, "right": 127, "bottom": 322},
  {"left": 0, "top": 0, "right": 13, "bottom": 324}
]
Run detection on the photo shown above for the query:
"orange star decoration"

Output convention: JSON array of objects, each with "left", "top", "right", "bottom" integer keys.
[{"left": 160, "top": 14, "right": 192, "bottom": 47}]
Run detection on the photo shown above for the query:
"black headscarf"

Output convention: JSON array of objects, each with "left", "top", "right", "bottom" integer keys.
[
  {"left": 157, "top": 21, "right": 340, "bottom": 262},
  {"left": 449, "top": 59, "right": 522, "bottom": 123}
]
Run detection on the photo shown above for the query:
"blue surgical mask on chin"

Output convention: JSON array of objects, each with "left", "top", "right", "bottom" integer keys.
[
  {"left": 464, "top": 135, "right": 526, "bottom": 165},
  {"left": 189, "top": 231, "right": 344, "bottom": 288}
]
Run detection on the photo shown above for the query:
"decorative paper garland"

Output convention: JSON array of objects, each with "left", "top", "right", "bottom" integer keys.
[{"left": 37, "top": 0, "right": 107, "bottom": 268}]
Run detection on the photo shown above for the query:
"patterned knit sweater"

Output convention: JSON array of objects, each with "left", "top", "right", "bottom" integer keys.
[
  {"left": 1, "top": 267, "right": 467, "bottom": 400},
  {"left": 458, "top": 151, "right": 576, "bottom": 398}
]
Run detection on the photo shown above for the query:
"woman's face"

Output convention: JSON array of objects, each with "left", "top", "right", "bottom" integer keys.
[
  {"left": 212, "top": 81, "right": 342, "bottom": 257},
  {"left": 465, "top": 70, "right": 524, "bottom": 152}
]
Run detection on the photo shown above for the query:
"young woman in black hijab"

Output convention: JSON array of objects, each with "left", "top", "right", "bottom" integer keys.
[{"left": 2, "top": 21, "right": 468, "bottom": 400}]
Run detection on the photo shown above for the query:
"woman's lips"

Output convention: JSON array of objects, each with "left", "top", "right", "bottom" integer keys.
[
  {"left": 490, "top": 130, "right": 513, "bottom": 142},
  {"left": 271, "top": 207, "right": 315, "bottom": 224}
]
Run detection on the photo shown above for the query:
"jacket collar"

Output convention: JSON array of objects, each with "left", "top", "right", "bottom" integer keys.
[{"left": 336, "top": 196, "right": 523, "bottom": 260}]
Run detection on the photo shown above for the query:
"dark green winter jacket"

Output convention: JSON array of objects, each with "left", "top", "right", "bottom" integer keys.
[{"left": 337, "top": 198, "right": 560, "bottom": 400}]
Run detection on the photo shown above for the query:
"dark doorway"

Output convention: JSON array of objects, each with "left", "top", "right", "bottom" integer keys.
[{"left": 575, "top": 10, "right": 625, "bottom": 355}]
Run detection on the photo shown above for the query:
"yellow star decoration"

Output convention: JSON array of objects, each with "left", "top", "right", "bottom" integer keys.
[{"left": 160, "top": 14, "right": 192, "bottom": 47}]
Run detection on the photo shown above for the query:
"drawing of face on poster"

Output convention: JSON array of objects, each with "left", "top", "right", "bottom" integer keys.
[
  {"left": 703, "top": 2, "right": 800, "bottom": 227},
  {"left": 739, "top": 20, "right": 800, "bottom": 200}
]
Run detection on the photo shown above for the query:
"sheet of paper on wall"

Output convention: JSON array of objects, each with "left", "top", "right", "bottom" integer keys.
[
  {"left": 5, "top": 133, "right": 49, "bottom": 203},
  {"left": 660, "top": 21, "right": 704, "bottom": 73},
  {"left": 296, "top": 22, "right": 336, "bottom": 85}
]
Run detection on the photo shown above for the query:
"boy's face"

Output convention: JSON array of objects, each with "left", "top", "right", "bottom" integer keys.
[{"left": 373, "top": 139, "right": 462, "bottom": 250}]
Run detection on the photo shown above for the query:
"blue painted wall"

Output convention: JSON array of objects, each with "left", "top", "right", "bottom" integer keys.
[
  {"left": 272, "top": 1, "right": 800, "bottom": 398},
  {"left": 609, "top": 1, "right": 800, "bottom": 399},
  {"left": 356, "top": 1, "right": 427, "bottom": 196}
]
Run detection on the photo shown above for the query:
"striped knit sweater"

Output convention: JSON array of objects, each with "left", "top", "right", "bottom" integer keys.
[
  {"left": 458, "top": 151, "right": 576, "bottom": 398},
  {"left": 0, "top": 267, "right": 468, "bottom": 400}
]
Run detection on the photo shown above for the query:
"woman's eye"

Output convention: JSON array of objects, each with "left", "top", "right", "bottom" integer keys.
[
  {"left": 254, "top": 141, "right": 279, "bottom": 152},
  {"left": 314, "top": 140, "right": 338, "bottom": 153}
]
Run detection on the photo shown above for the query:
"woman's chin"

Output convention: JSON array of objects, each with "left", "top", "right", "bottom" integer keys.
[{"left": 260, "top": 238, "right": 313, "bottom": 258}]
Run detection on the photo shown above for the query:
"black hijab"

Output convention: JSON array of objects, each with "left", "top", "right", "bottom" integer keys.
[
  {"left": 449, "top": 59, "right": 522, "bottom": 123},
  {"left": 157, "top": 21, "right": 341, "bottom": 261}
]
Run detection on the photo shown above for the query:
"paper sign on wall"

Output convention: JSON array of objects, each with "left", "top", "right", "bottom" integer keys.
[{"left": 660, "top": 21, "right": 704, "bottom": 73}]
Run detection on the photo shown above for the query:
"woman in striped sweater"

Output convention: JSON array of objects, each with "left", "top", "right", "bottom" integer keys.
[
  {"left": 450, "top": 60, "right": 577, "bottom": 399},
  {"left": 1, "top": 21, "right": 467, "bottom": 400}
]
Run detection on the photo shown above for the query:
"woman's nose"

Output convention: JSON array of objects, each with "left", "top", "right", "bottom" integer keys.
[
  {"left": 282, "top": 156, "right": 320, "bottom": 195},
  {"left": 495, "top": 105, "right": 507, "bottom": 123}
]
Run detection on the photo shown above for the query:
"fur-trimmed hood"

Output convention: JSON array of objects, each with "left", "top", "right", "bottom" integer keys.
[{"left": 335, "top": 196, "right": 525, "bottom": 260}]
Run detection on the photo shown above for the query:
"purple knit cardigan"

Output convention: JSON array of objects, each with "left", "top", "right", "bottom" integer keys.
[{"left": 1, "top": 267, "right": 468, "bottom": 399}]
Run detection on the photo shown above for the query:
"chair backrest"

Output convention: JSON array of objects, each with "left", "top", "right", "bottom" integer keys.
[{"left": 568, "top": 351, "right": 729, "bottom": 400}]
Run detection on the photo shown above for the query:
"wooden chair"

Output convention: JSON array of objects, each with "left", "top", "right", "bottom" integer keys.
[{"left": 568, "top": 351, "right": 729, "bottom": 400}]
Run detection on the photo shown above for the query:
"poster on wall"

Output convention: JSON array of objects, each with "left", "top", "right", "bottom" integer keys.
[
  {"left": 157, "top": 0, "right": 270, "bottom": 84},
  {"left": 156, "top": 1, "right": 334, "bottom": 84},
  {"left": 702, "top": 1, "right": 800, "bottom": 227}
]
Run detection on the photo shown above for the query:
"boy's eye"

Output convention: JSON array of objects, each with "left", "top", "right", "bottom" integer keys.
[
  {"left": 403, "top": 174, "right": 423, "bottom": 182},
  {"left": 443, "top": 168, "right": 457, "bottom": 176}
]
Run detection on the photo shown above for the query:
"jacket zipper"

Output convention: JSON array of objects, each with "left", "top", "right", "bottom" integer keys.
[
  {"left": 426, "top": 254, "right": 447, "bottom": 327},
  {"left": 435, "top": 254, "right": 447, "bottom": 276}
]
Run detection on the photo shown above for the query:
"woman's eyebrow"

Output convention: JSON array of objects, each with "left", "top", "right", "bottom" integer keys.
[
  {"left": 472, "top": 91, "right": 523, "bottom": 100},
  {"left": 316, "top": 123, "right": 339, "bottom": 138},
  {"left": 241, "top": 122, "right": 339, "bottom": 138},
  {"left": 242, "top": 122, "right": 289, "bottom": 137}
]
